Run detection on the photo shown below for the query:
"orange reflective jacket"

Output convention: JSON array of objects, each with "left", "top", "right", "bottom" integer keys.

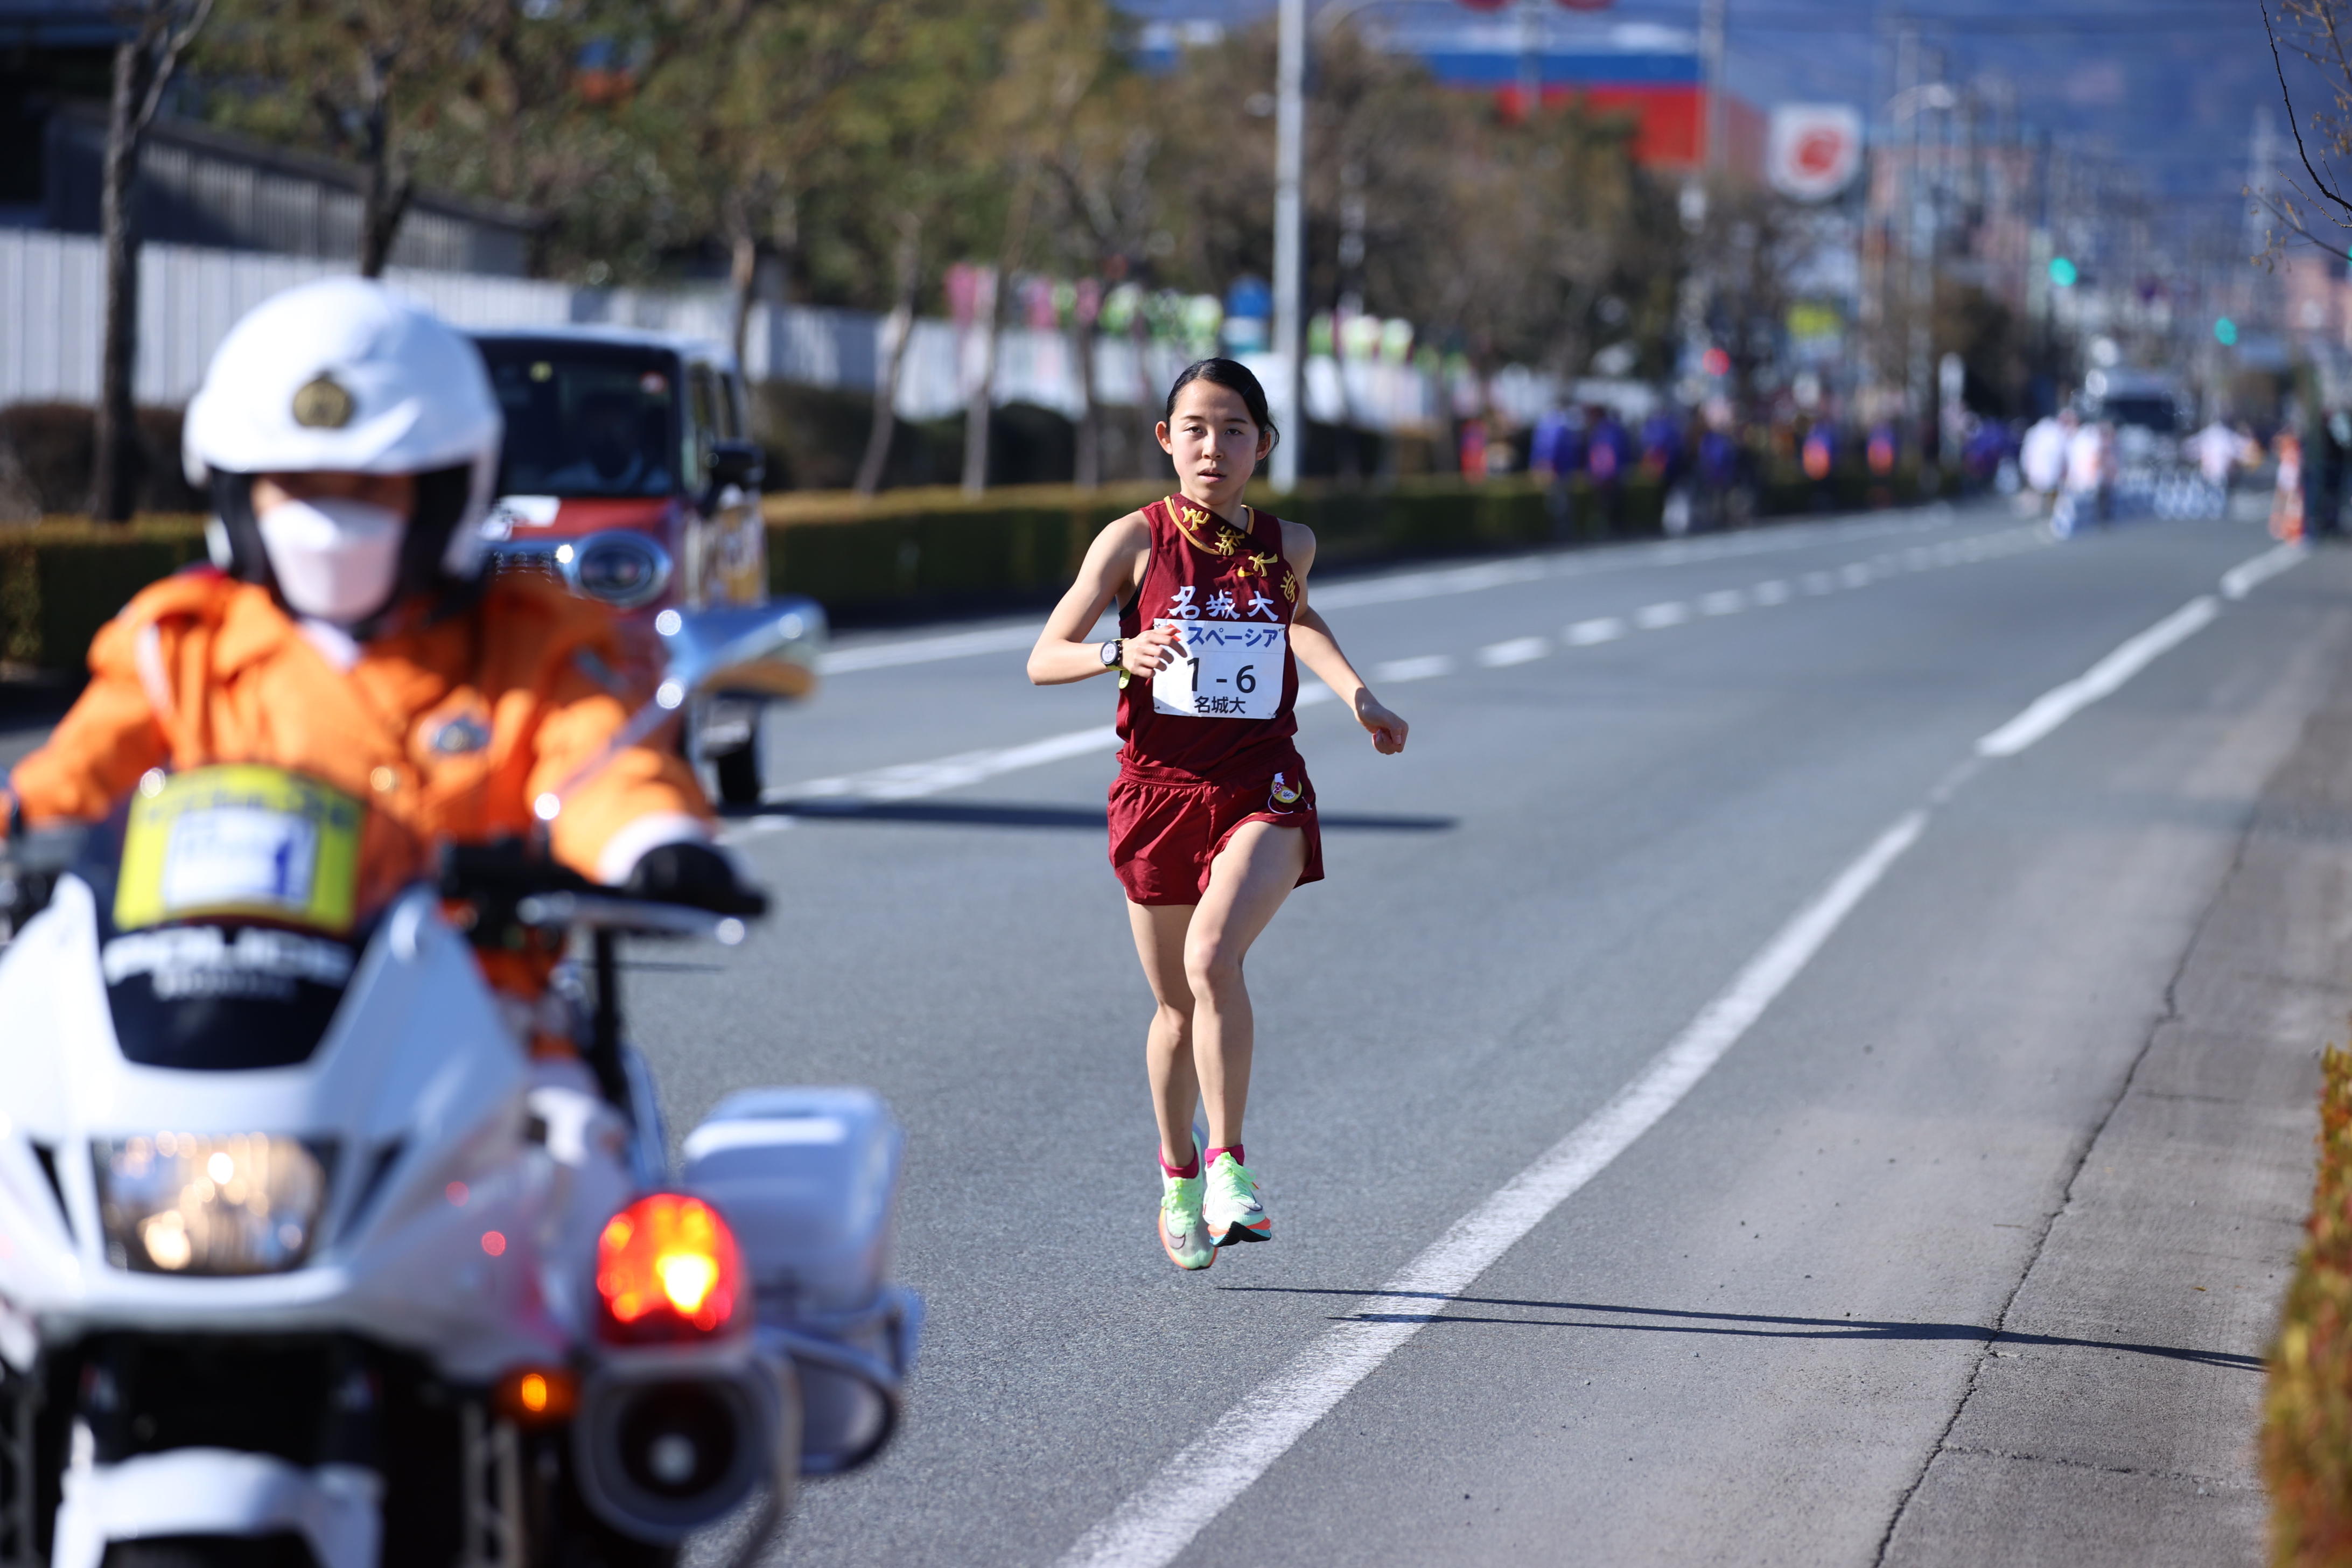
[{"left": 6, "top": 569, "right": 713, "bottom": 915}]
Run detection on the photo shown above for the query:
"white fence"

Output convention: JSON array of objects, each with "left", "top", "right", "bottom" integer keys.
[{"left": 1, "top": 229, "right": 1541, "bottom": 432}]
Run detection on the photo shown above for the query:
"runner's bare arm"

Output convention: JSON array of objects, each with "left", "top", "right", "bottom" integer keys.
[
  {"left": 1279, "top": 522, "right": 1409, "bottom": 755},
  {"left": 1027, "top": 510, "right": 1181, "bottom": 685}
]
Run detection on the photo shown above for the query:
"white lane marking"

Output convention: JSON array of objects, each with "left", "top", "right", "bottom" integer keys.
[
  {"left": 1055, "top": 810, "right": 1930, "bottom": 1568},
  {"left": 1296, "top": 680, "right": 1341, "bottom": 708},
  {"left": 1975, "top": 597, "right": 2220, "bottom": 759},
  {"left": 2221, "top": 541, "right": 2308, "bottom": 599},
  {"left": 1699, "top": 590, "right": 1745, "bottom": 615},
  {"left": 1373, "top": 654, "right": 1456, "bottom": 683},
  {"left": 779, "top": 724, "right": 1120, "bottom": 803},
  {"left": 821, "top": 625, "right": 1039, "bottom": 674},
  {"left": 1566, "top": 616, "right": 1626, "bottom": 645},
  {"left": 1751, "top": 580, "right": 1791, "bottom": 605},
  {"left": 1840, "top": 563, "right": 1875, "bottom": 586},
  {"left": 1479, "top": 636, "right": 1551, "bottom": 668},
  {"left": 1635, "top": 602, "right": 1689, "bottom": 629},
  {"left": 1315, "top": 559, "right": 1548, "bottom": 610}
]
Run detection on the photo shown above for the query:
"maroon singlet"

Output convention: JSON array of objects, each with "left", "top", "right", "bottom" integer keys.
[{"left": 1115, "top": 496, "right": 1303, "bottom": 785}]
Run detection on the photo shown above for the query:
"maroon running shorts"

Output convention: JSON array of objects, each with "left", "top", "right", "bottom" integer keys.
[{"left": 1107, "top": 766, "right": 1325, "bottom": 907}]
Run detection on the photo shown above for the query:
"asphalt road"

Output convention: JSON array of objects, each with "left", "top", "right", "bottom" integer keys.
[
  {"left": 4, "top": 500, "right": 2328, "bottom": 1564},
  {"left": 614, "top": 498, "right": 2339, "bottom": 1566}
]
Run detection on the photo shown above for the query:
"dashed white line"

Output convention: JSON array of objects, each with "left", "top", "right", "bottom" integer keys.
[
  {"left": 1840, "top": 563, "right": 1875, "bottom": 586},
  {"left": 1566, "top": 617, "right": 1626, "bottom": 645},
  {"left": 1635, "top": 602, "right": 1689, "bottom": 629},
  {"left": 1373, "top": 654, "right": 1457, "bottom": 683},
  {"left": 1751, "top": 580, "right": 1791, "bottom": 605},
  {"left": 1478, "top": 636, "right": 1551, "bottom": 668},
  {"left": 780, "top": 724, "right": 1119, "bottom": 803},
  {"left": 1699, "top": 590, "right": 1746, "bottom": 615}
]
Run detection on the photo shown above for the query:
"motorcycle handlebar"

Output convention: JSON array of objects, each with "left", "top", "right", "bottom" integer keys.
[{"left": 512, "top": 891, "right": 750, "bottom": 943}]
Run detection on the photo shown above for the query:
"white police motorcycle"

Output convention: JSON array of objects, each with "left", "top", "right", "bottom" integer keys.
[{"left": 0, "top": 604, "right": 918, "bottom": 1568}]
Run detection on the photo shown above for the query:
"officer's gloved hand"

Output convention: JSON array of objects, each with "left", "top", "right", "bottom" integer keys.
[{"left": 622, "top": 841, "right": 768, "bottom": 917}]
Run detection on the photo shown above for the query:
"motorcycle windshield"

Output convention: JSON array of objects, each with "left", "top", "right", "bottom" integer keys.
[{"left": 88, "top": 766, "right": 381, "bottom": 1072}]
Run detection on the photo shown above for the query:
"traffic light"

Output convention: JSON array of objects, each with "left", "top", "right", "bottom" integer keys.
[
  {"left": 2214, "top": 317, "right": 2239, "bottom": 346},
  {"left": 2048, "top": 257, "right": 2078, "bottom": 288}
]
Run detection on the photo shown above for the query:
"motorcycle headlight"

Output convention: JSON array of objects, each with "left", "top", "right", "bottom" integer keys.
[{"left": 94, "top": 1133, "right": 334, "bottom": 1276}]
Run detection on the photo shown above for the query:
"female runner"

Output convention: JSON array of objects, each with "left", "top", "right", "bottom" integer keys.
[{"left": 1027, "top": 359, "right": 1408, "bottom": 1271}]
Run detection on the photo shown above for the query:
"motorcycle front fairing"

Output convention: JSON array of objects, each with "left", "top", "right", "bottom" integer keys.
[{"left": 0, "top": 873, "right": 633, "bottom": 1378}]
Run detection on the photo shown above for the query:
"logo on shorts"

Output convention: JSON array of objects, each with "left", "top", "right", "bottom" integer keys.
[{"left": 1269, "top": 772, "right": 1303, "bottom": 812}]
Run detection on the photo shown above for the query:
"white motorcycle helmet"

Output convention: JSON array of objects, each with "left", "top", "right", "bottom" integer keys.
[{"left": 183, "top": 278, "right": 503, "bottom": 630}]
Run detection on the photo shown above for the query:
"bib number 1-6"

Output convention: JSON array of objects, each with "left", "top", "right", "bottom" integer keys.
[{"left": 1151, "top": 619, "right": 1285, "bottom": 719}]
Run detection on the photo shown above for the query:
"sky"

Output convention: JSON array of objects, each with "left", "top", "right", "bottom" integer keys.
[{"left": 1124, "top": 2, "right": 2294, "bottom": 235}]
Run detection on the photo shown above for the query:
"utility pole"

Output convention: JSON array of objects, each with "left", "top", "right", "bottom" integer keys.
[
  {"left": 1517, "top": 0, "right": 1543, "bottom": 123},
  {"left": 1699, "top": 0, "right": 1725, "bottom": 172},
  {"left": 1908, "top": 44, "right": 1937, "bottom": 435},
  {"left": 1271, "top": 0, "right": 1306, "bottom": 492}
]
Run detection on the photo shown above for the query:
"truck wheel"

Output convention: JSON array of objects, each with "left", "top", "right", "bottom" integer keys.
[{"left": 713, "top": 743, "right": 763, "bottom": 808}]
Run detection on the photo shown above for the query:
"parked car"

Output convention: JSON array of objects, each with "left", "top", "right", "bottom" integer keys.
[{"left": 468, "top": 326, "right": 818, "bottom": 805}]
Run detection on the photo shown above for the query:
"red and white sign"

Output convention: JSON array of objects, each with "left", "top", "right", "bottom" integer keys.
[{"left": 1767, "top": 104, "right": 1862, "bottom": 201}]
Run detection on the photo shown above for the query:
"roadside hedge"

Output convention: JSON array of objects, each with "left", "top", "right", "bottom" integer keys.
[
  {"left": 0, "top": 517, "right": 209, "bottom": 674},
  {"left": 1, "top": 463, "right": 1954, "bottom": 674},
  {"left": 2266, "top": 1044, "right": 2352, "bottom": 1564}
]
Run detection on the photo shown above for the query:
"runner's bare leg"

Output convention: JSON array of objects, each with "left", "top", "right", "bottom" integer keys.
[{"left": 1128, "top": 905, "right": 1202, "bottom": 1166}]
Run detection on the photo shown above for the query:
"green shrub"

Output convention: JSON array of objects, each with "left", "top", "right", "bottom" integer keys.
[
  {"left": 2267, "top": 1044, "right": 2352, "bottom": 1565},
  {"left": 0, "top": 517, "right": 209, "bottom": 673}
]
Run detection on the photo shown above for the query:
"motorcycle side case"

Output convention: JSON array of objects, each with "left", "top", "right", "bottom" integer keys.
[{"left": 681, "top": 1087, "right": 921, "bottom": 1475}]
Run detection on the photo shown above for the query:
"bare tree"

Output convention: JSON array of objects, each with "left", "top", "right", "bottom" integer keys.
[
  {"left": 853, "top": 213, "right": 925, "bottom": 496},
  {"left": 90, "top": 0, "right": 213, "bottom": 522},
  {"left": 2258, "top": 1, "right": 2352, "bottom": 258}
]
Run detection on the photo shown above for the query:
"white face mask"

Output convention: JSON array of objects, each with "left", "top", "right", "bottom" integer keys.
[{"left": 254, "top": 496, "right": 406, "bottom": 625}]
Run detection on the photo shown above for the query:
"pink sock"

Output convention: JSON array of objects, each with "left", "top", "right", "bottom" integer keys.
[
  {"left": 1205, "top": 1144, "right": 1244, "bottom": 1168},
  {"left": 1159, "top": 1146, "right": 1200, "bottom": 1179}
]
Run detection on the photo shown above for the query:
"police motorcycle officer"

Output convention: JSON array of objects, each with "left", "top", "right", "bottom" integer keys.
[{"left": 0, "top": 281, "right": 913, "bottom": 1567}]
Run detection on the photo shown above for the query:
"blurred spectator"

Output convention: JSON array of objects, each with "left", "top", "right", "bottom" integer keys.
[
  {"left": 1586, "top": 407, "right": 1630, "bottom": 531},
  {"left": 2188, "top": 417, "right": 2253, "bottom": 518},
  {"left": 2020, "top": 408, "right": 2073, "bottom": 514},
  {"left": 2307, "top": 408, "right": 2349, "bottom": 541},
  {"left": 1530, "top": 405, "right": 1584, "bottom": 538},
  {"left": 1458, "top": 418, "right": 1489, "bottom": 482},
  {"left": 2273, "top": 427, "right": 2305, "bottom": 542},
  {"left": 1961, "top": 417, "right": 2008, "bottom": 486},
  {"left": 1801, "top": 419, "right": 1836, "bottom": 509},
  {"left": 2058, "top": 417, "right": 2114, "bottom": 535},
  {"left": 1639, "top": 409, "right": 1684, "bottom": 484},
  {"left": 1695, "top": 410, "right": 1740, "bottom": 530},
  {"left": 1866, "top": 420, "right": 1899, "bottom": 478}
]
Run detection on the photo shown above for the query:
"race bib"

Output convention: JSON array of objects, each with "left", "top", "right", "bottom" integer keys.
[
  {"left": 115, "top": 766, "right": 364, "bottom": 935},
  {"left": 1150, "top": 619, "right": 1286, "bottom": 719}
]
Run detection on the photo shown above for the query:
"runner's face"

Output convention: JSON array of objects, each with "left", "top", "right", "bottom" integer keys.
[{"left": 1158, "top": 382, "right": 1271, "bottom": 508}]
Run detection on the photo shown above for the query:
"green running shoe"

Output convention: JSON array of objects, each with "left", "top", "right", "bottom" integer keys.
[
  {"left": 1159, "top": 1171, "right": 1215, "bottom": 1271},
  {"left": 1203, "top": 1152, "right": 1271, "bottom": 1246}
]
